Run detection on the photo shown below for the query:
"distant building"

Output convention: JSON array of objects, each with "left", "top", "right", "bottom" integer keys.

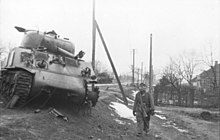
[{"left": 193, "top": 61, "right": 220, "bottom": 107}]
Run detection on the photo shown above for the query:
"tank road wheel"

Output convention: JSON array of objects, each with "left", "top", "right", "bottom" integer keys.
[{"left": 0, "top": 70, "right": 33, "bottom": 108}]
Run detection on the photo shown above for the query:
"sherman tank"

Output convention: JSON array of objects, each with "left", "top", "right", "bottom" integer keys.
[{"left": 0, "top": 26, "right": 99, "bottom": 109}]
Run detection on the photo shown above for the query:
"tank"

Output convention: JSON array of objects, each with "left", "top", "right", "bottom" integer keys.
[{"left": 0, "top": 26, "right": 99, "bottom": 108}]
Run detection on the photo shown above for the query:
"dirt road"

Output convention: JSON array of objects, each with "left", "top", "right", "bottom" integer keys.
[{"left": 0, "top": 86, "right": 219, "bottom": 140}]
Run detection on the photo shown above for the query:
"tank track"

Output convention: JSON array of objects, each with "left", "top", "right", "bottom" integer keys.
[{"left": 0, "top": 70, "right": 32, "bottom": 108}]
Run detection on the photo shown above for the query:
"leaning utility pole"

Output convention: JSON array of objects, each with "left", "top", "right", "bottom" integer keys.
[
  {"left": 95, "top": 20, "right": 128, "bottom": 105},
  {"left": 132, "top": 49, "right": 135, "bottom": 84},
  {"left": 148, "top": 34, "right": 155, "bottom": 108}
]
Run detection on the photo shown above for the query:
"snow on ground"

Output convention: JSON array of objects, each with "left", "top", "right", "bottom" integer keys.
[
  {"left": 109, "top": 102, "right": 136, "bottom": 123},
  {"left": 116, "top": 97, "right": 134, "bottom": 106},
  {"left": 116, "top": 97, "right": 124, "bottom": 103},
  {"left": 155, "top": 110, "right": 162, "bottom": 113},
  {"left": 162, "top": 121, "right": 189, "bottom": 133},
  {"left": 126, "top": 97, "right": 134, "bottom": 103},
  {"left": 109, "top": 101, "right": 188, "bottom": 133},
  {"left": 111, "top": 90, "right": 191, "bottom": 134},
  {"left": 114, "top": 118, "right": 126, "bottom": 125},
  {"left": 155, "top": 114, "right": 167, "bottom": 120},
  {"left": 132, "top": 90, "right": 138, "bottom": 99}
]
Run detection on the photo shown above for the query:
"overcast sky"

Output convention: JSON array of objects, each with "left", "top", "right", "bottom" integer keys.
[{"left": 0, "top": 0, "right": 219, "bottom": 75}]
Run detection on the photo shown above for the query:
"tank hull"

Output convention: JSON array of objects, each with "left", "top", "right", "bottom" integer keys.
[
  {"left": 31, "top": 70, "right": 86, "bottom": 104},
  {"left": 0, "top": 28, "right": 99, "bottom": 108}
]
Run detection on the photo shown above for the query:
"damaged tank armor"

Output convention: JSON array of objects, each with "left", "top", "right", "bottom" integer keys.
[{"left": 0, "top": 26, "right": 99, "bottom": 108}]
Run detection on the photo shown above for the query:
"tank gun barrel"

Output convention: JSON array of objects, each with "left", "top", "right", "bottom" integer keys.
[{"left": 57, "top": 47, "right": 75, "bottom": 58}]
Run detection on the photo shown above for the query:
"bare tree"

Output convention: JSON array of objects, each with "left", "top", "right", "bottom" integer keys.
[
  {"left": 0, "top": 42, "right": 13, "bottom": 60},
  {"left": 129, "top": 66, "right": 142, "bottom": 85},
  {"left": 201, "top": 46, "right": 219, "bottom": 90},
  {"left": 0, "top": 47, "right": 7, "bottom": 71},
  {"left": 154, "top": 75, "right": 169, "bottom": 105},
  {"left": 0, "top": 48, "right": 3, "bottom": 58},
  {"left": 200, "top": 45, "right": 220, "bottom": 107},
  {"left": 163, "top": 57, "right": 183, "bottom": 106},
  {"left": 134, "top": 68, "right": 140, "bottom": 84},
  {"left": 94, "top": 60, "right": 109, "bottom": 75},
  {"left": 0, "top": 47, "right": 8, "bottom": 61},
  {"left": 180, "top": 51, "right": 199, "bottom": 107}
]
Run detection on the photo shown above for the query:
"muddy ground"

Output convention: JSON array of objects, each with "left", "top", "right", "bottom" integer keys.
[{"left": 0, "top": 86, "right": 219, "bottom": 140}]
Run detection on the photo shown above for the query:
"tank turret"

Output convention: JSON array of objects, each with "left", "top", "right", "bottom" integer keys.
[{"left": 16, "top": 26, "right": 75, "bottom": 58}]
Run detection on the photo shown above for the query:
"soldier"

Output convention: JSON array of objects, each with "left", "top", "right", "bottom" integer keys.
[{"left": 133, "top": 83, "right": 155, "bottom": 137}]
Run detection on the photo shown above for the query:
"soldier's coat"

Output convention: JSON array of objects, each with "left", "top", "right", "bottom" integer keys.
[{"left": 133, "top": 90, "right": 154, "bottom": 136}]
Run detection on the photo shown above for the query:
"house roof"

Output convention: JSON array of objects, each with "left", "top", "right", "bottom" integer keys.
[{"left": 199, "top": 63, "right": 220, "bottom": 78}]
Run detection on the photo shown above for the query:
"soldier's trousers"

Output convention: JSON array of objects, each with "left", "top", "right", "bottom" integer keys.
[{"left": 136, "top": 111, "right": 150, "bottom": 134}]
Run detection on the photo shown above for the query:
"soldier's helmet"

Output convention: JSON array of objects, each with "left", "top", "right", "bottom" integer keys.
[{"left": 139, "top": 83, "right": 147, "bottom": 91}]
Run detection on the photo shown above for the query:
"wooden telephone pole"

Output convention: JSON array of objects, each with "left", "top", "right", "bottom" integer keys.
[
  {"left": 149, "top": 34, "right": 153, "bottom": 93},
  {"left": 132, "top": 49, "right": 135, "bottom": 85},
  {"left": 91, "top": 0, "right": 96, "bottom": 90},
  {"left": 92, "top": 0, "right": 96, "bottom": 70},
  {"left": 141, "top": 62, "right": 143, "bottom": 83},
  {"left": 148, "top": 34, "right": 155, "bottom": 109}
]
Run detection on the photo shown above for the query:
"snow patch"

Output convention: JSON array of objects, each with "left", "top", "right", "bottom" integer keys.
[
  {"left": 127, "top": 97, "right": 134, "bottom": 106},
  {"left": 155, "top": 114, "right": 166, "bottom": 120},
  {"left": 116, "top": 97, "right": 124, "bottom": 103},
  {"left": 126, "top": 97, "right": 134, "bottom": 103},
  {"left": 109, "top": 102, "right": 136, "bottom": 123},
  {"left": 155, "top": 110, "right": 162, "bottom": 113},
  {"left": 114, "top": 118, "right": 126, "bottom": 124},
  {"left": 175, "top": 127, "right": 189, "bottom": 133},
  {"left": 116, "top": 97, "right": 134, "bottom": 106},
  {"left": 162, "top": 121, "right": 188, "bottom": 133},
  {"left": 132, "top": 90, "right": 138, "bottom": 98}
]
